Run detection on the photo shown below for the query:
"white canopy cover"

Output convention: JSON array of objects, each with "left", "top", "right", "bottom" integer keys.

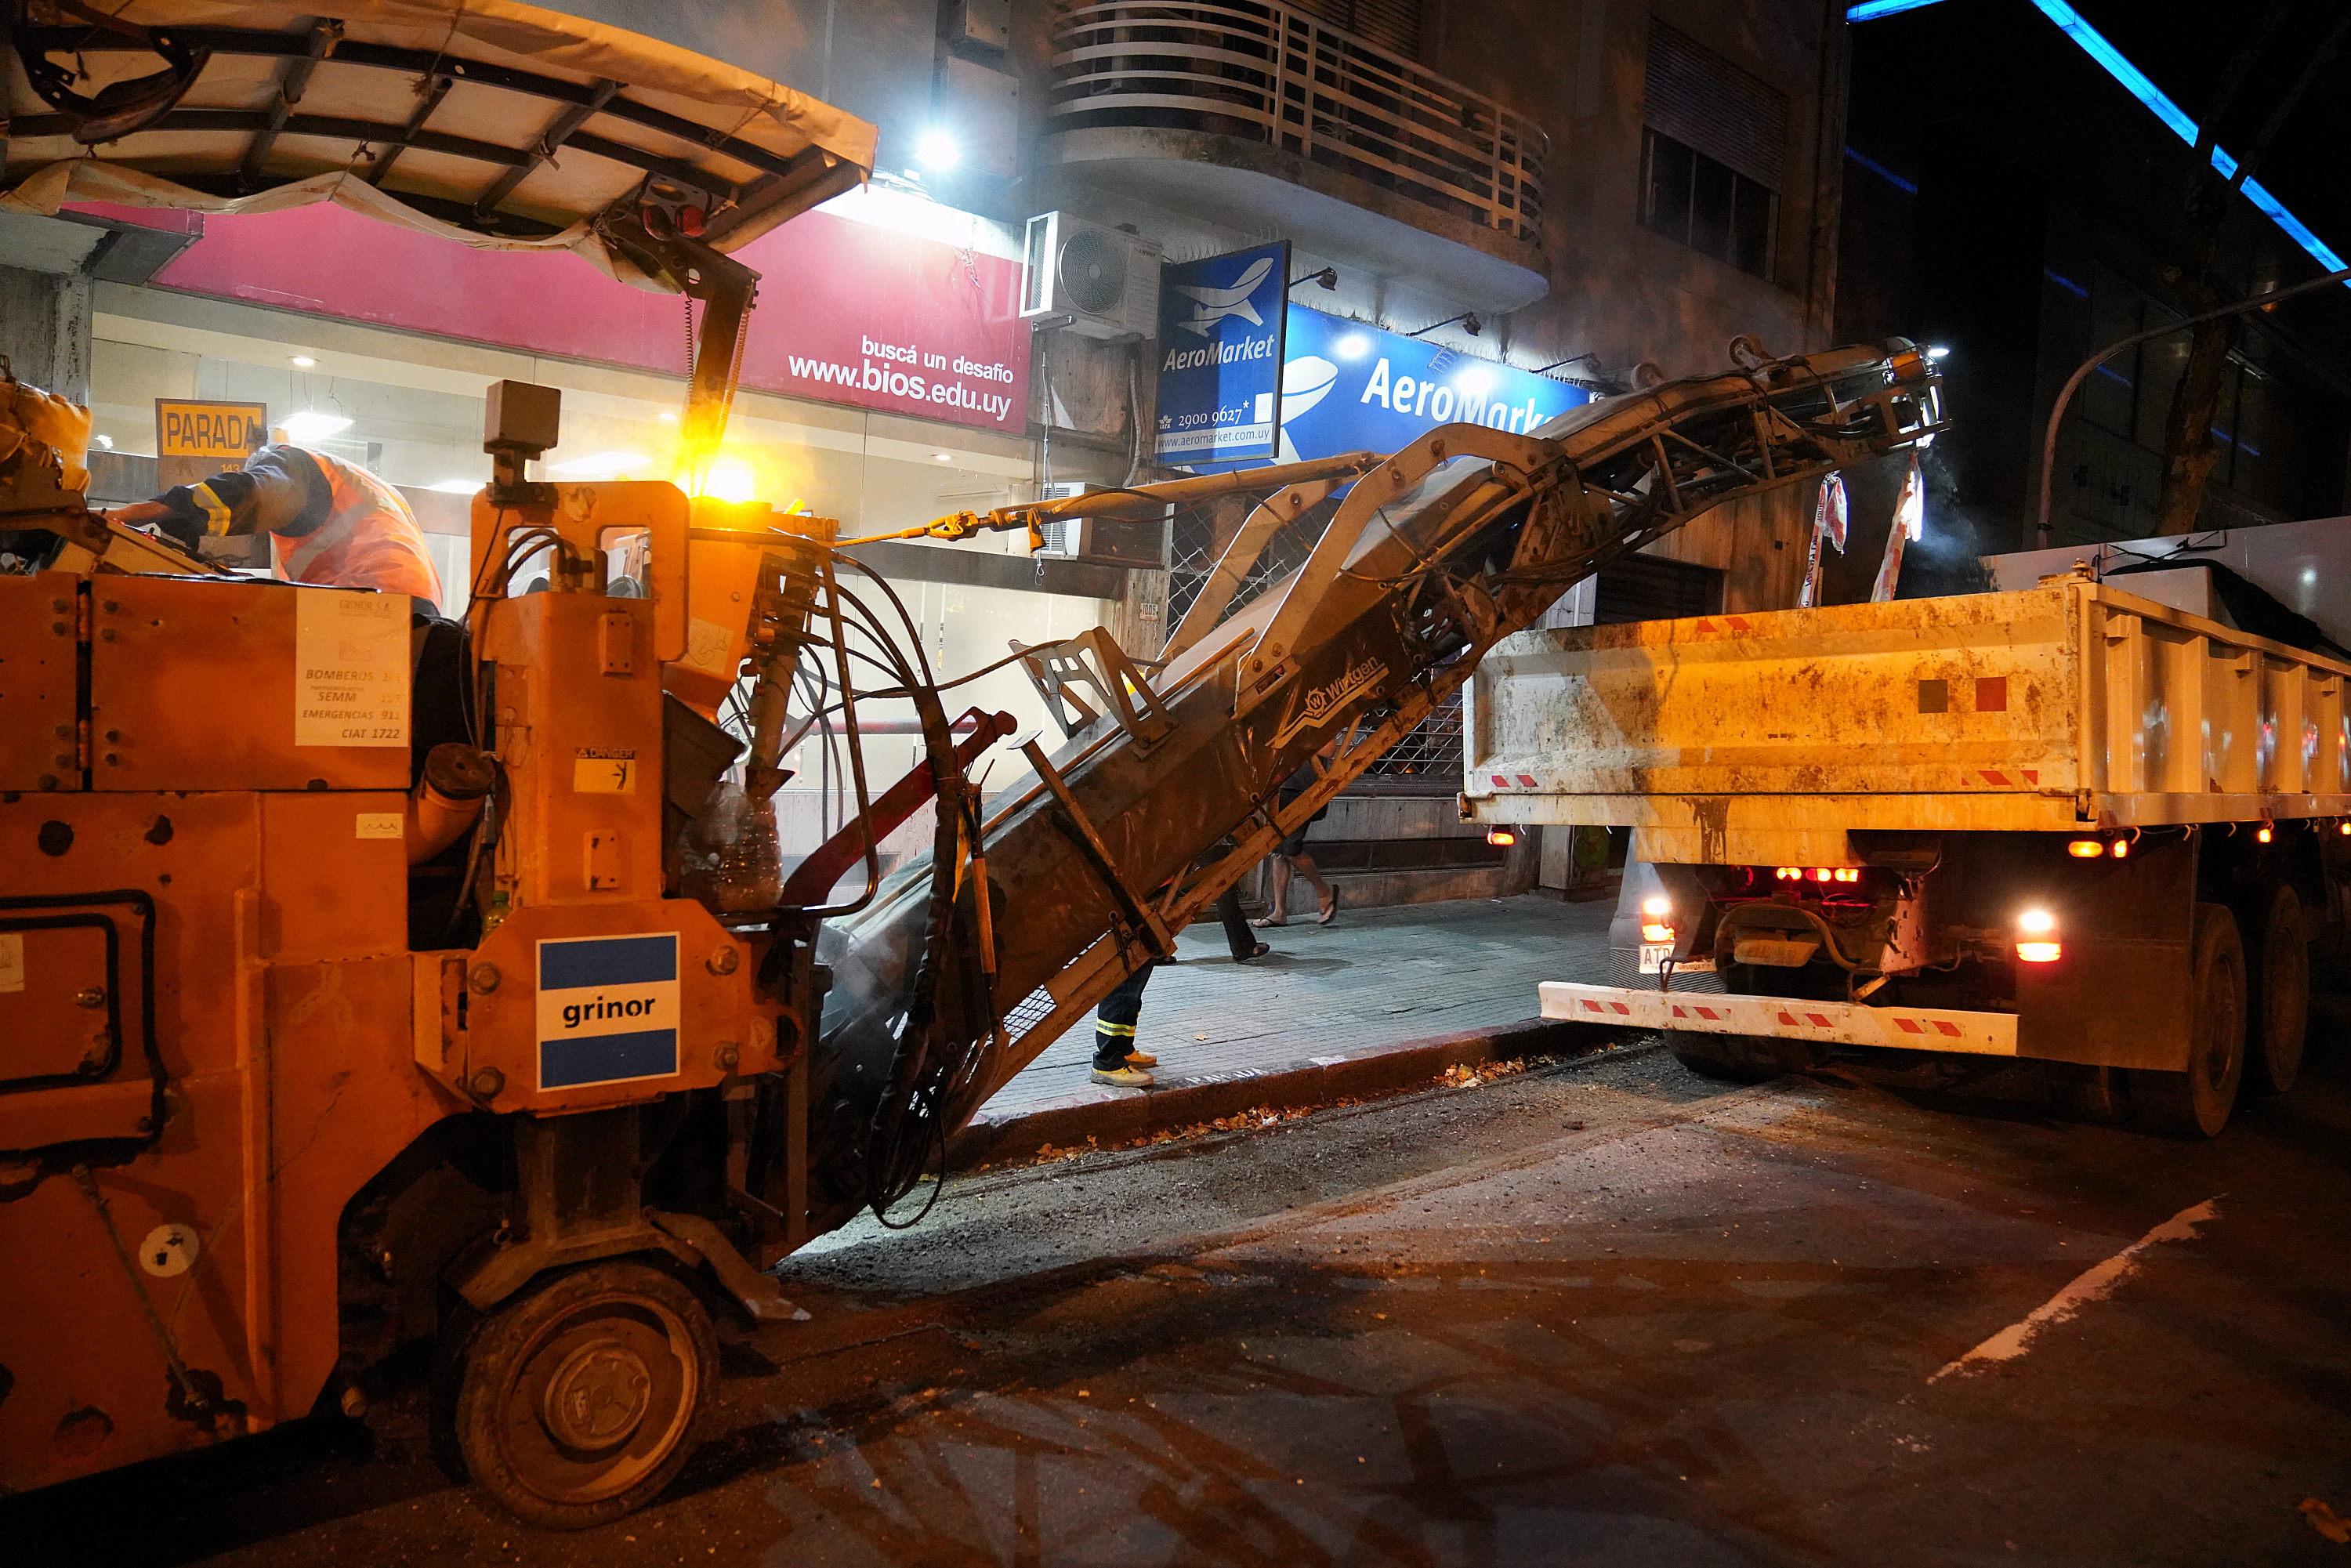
[{"left": 0, "top": 0, "right": 877, "bottom": 287}]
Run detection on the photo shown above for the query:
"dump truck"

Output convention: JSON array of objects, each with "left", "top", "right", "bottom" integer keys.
[
  {"left": 0, "top": 0, "right": 1947, "bottom": 1529},
  {"left": 1465, "top": 539, "right": 2351, "bottom": 1139}
]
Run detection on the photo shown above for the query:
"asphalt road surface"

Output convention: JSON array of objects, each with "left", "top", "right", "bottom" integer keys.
[{"left": 13, "top": 1020, "right": 2351, "bottom": 1567}]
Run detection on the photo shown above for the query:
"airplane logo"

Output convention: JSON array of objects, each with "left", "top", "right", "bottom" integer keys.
[{"left": 1176, "top": 257, "right": 1276, "bottom": 336}]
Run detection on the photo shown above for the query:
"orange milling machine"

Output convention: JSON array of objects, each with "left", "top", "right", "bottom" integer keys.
[{"left": 1, "top": 375, "right": 849, "bottom": 1528}]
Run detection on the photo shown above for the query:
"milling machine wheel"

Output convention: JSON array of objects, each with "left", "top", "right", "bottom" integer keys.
[
  {"left": 451, "top": 1260, "right": 715, "bottom": 1530},
  {"left": 2244, "top": 882, "right": 2309, "bottom": 1095},
  {"left": 2132, "top": 903, "right": 2245, "bottom": 1139}
]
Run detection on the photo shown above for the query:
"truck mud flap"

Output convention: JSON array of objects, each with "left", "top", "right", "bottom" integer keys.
[{"left": 1539, "top": 982, "right": 2019, "bottom": 1056}]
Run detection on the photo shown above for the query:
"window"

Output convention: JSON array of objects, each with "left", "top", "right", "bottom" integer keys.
[
  {"left": 1641, "top": 21, "right": 1786, "bottom": 281},
  {"left": 1642, "top": 129, "right": 1777, "bottom": 279}
]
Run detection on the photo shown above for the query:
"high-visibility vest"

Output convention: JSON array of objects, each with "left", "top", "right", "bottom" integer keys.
[{"left": 270, "top": 447, "right": 444, "bottom": 604}]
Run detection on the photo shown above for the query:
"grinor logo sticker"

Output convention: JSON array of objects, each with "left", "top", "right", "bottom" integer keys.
[{"left": 1274, "top": 655, "right": 1388, "bottom": 745}]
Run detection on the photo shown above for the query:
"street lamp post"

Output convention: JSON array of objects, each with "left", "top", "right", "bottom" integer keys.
[{"left": 2034, "top": 263, "right": 2351, "bottom": 546}]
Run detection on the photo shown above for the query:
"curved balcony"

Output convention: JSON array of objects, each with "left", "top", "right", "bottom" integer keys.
[{"left": 1045, "top": 1, "right": 1550, "bottom": 310}]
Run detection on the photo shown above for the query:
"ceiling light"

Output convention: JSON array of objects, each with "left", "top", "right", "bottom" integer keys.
[
  {"left": 426, "top": 478, "right": 482, "bottom": 493},
  {"left": 658, "top": 411, "right": 679, "bottom": 422},
  {"left": 281, "top": 410, "right": 353, "bottom": 443},
  {"left": 289, "top": 354, "right": 317, "bottom": 368},
  {"left": 1926, "top": 346, "right": 1951, "bottom": 360},
  {"left": 1455, "top": 368, "right": 1492, "bottom": 396},
  {"left": 1335, "top": 333, "right": 1371, "bottom": 361},
  {"left": 915, "top": 132, "right": 959, "bottom": 170},
  {"left": 932, "top": 451, "right": 953, "bottom": 462},
  {"left": 93, "top": 433, "right": 114, "bottom": 449}
]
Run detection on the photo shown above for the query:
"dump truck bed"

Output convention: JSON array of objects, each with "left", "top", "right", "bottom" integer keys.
[{"left": 1464, "top": 576, "right": 2351, "bottom": 865}]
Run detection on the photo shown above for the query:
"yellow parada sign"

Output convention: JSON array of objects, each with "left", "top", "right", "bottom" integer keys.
[{"left": 155, "top": 399, "right": 267, "bottom": 462}]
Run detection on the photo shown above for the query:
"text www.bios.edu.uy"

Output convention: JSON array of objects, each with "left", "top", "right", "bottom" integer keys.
[{"left": 785, "top": 354, "right": 1014, "bottom": 422}]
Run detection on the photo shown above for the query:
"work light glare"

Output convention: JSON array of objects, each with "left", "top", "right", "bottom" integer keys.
[
  {"left": 915, "top": 132, "right": 959, "bottom": 169},
  {"left": 2017, "top": 908, "right": 2056, "bottom": 935}
]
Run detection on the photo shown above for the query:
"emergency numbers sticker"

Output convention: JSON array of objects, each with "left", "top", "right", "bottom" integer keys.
[
  {"left": 294, "top": 592, "right": 409, "bottom": 748},
  {"left": 535, "top": 932, "right": 679, "bottom": 1090},
  {"left": 573, "top": 748, "right": 637, "bottom": 793},
  {"left": 355, "top": 813, "right": 404, "bottom": 839}
]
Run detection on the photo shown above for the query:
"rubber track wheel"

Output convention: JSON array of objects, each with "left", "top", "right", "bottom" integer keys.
[
  {"left": 451, "top": 1259, "right": 716, "bottom": 1530},
  {"left": 2132, "top": 903, "right": 2246, "bottom": 1139},
  {"left": 2244, "top": 882, "right": 2309, "bottom": 1096}
]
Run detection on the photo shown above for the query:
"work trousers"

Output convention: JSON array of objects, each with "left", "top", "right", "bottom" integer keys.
[
  {"left": 1214, "top": 885, "right": 1256, "bottom": 960},
  {"left": 1093, "top": 965, "right": 1154, "bottom": 1069}
]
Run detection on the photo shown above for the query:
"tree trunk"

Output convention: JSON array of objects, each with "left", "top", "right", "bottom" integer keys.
[{"left": 2152, "top": 316, "right": 2234, "bottom": 536}]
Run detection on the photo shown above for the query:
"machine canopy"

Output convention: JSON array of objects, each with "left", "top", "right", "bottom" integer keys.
[{"left": 0, "top": 0, "right": 878, "bottom": 288}]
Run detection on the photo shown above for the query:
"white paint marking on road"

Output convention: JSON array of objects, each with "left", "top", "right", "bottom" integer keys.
[{"left": 1929, "top": 1196, "right": 2223, "bottom": 1382}]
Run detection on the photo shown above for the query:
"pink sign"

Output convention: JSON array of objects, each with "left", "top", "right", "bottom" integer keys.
[{"left": 116, "top": 200, "right": 1030, "bottom": 433}]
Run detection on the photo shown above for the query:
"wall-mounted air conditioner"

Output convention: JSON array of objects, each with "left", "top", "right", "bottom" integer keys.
[
  {"left": 1020, "top": 212, "right": 1162, "bottom": 342},
  {"left": 1033, "top": 482, "right": 1169, "bottom": 568}
]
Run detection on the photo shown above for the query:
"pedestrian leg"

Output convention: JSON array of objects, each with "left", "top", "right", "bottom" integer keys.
[
  {"left": 1091, "top": 966, "right": 1155, "bottom": 1085},
  {"left": 1218, "top": 885, "right": 1268, "bottom": 961}
]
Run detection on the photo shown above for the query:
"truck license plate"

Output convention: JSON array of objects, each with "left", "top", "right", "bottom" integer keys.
[{"left": 1639, "top": 944, "right": 1713, "bottom": 974}]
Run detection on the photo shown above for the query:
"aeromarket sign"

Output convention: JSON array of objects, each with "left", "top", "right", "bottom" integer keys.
[{"left": 1155, "top": 241, "right": 1289, "bottom": 462}]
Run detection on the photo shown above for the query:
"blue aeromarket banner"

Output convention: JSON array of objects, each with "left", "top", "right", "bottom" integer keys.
[
  {"left": 1154, "top": 241, "right": 1289, "bottom": 462},
  {"left": 1269, "top": 304, "right": 1593, "bottom": 465}
]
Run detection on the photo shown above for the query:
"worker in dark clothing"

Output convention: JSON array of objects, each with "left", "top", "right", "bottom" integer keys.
[
  {"left": 108, "top": 443, "right": 443, "bottom": 608},
  {"left": 1092, "top": 964, "right": 1157, "bottom": 1087}
]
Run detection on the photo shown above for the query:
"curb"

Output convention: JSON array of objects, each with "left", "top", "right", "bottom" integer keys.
[{"left": 947, "top": 1016, "right": 1602, "bottom": 1171}]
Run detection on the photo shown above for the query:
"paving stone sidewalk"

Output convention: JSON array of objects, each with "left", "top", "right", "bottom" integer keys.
[{"left": 979, "top": 892, "right": 1617, "bottom": 1119}]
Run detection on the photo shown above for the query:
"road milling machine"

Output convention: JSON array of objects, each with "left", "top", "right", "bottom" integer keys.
[{"left": 0, "top": 0, "right": 1947, "bottom": 1529}]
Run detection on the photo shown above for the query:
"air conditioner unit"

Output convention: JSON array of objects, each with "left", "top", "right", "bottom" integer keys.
[
  {"left": 1020, "top": 212, "right": 1162, "bottom": 342},
  {"left": 1034, "top": 483, "right": 1168, "bottom": 568}
]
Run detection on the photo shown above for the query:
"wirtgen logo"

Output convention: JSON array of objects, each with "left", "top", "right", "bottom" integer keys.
[{"left": 1274, "top": 655, "right": 1389, "bottom": 744}]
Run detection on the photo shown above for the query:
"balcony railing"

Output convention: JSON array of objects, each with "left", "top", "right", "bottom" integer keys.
[{"left": 1049, "top": 1, "right": 1546, "bottom": 242}]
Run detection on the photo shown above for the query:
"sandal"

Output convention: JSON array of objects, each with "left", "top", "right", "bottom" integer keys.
[
  {"left": 1317, "top": 886, "right": 1340, "bottom": 925},
  {"left": 1235, "top": 941, "right": 1270, "bottom": 962},
  {"left": 1250, "top": 915, "right": 1288, "bottom": 929}
]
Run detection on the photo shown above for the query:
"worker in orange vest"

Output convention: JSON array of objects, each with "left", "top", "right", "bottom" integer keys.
[{"left": 108, "top": 443, "right": 444, "bottom": 609}]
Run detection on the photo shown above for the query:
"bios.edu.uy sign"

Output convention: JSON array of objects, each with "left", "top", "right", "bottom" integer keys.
[{"left": 1154, "top": 241, "right": 1289, "bottom": 462}]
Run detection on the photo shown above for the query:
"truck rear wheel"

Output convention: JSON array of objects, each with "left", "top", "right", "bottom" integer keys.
[
  {"left": 1665, "top": 1030, "right": 1814, "bottom": 1083},
  {"left": 2244, "top": 882, "right": 2309, "bottom": 1095},
  {"left": 451, "top": 1259, "right": 715, "bottom": 1530},
  {"left": 2131, "top": 904, "right": 2245, "bottom": 1138}
]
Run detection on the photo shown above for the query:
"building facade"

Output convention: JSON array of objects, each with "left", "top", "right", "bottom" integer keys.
[{"left": 0, "top": 0, "right": 1854, "bottom": 904}]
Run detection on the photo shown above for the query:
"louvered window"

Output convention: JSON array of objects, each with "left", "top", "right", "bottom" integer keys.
[
  {"left": 1292, "top": 0, "right": 1423, "bottom": 59},
  {"left": 1643, "top": 21, "right": 1788, "bottom": 190}
]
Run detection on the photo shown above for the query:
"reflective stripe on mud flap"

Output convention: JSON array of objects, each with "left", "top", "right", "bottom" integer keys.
[{"left": 1537, "top": 982, "right": 2019, "bottom": 1056}]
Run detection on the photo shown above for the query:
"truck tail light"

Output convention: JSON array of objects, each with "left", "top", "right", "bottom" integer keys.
[
  {"left": 2110, "top": 836, "right": 2130, "bottom": 859},
  {"left": 2015, "top": 907, "right": 2060, "bottom": 963},
  {"left": 1832, "top": 867, "right": 1860, "bottom": 882},
  {"left": 1640, "top": 896, "right": 1674, "bottom": 944},
  {"left": 1809, "top": 867, "right": 1833, "bottom": 882},
  {"left": 1775, "top": 867, "right": 1802, "bottom": 881},
  {"left": 2067, "top": 838, "right": 2104, "bottom": 858},
  {"left": 1487, "top": 827, "right": 1517, "bottom": 846},
  {"left": 2256, "top": 824, "right": 2274, "bottom": 844}
]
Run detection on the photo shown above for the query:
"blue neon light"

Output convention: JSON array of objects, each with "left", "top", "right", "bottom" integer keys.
[
  {"left": 2043, "top": 268, "right": 2088, "bottom": 299},
  {"left": 1846, "top": 0, "right": 1949, "bottom": 18},
  {"left": 1852, "top": 0, "right": 2350, "bottom": 283},
  {"left": 1844, "top": 147, "right": 1919, "bottom": 194}
]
